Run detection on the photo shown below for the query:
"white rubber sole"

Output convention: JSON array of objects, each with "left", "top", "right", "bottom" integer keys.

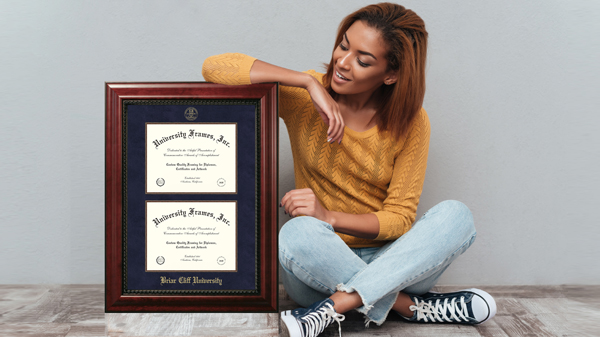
[{"left": 280, "top": 310, "right": 302, "bottom": 337}]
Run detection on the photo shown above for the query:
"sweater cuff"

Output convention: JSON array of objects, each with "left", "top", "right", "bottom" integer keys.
[
  {"left": 234, "top": 53, "right": 256, "bottom": 85},
  {"left": 373, "top": 211, "right": 411, "bottom": 241}
]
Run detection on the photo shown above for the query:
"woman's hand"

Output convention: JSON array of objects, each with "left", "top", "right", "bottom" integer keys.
[
  {"left": 305, "top": 77, "right": 345, "bottom": 144},
  {"left": 249, "top": 60, "right": 344, "bottom": 144},
  {"left": 280, "top": 188, "right": 380, "bottom": 238},
  {"left": 280, "top": 188, "right": 331, "bottom": 223}
]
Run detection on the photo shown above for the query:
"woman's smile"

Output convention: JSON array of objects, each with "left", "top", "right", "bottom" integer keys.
[{"left": 334, "top": 69, "right": 351, "bottom": 82}]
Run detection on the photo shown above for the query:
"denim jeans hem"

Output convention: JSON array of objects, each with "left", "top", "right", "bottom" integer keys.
[
  {"left": 336, "top": 283, "right": 399, "bottom": 326},
  {"left": 366, "top": 292, "right": 399, "bottom": 326},
  {"left": 336, "top": 283, "right": 374, "bottom": 312}
]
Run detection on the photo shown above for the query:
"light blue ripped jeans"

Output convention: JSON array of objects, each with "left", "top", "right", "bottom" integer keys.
[{"left": 278, "top": 200, "right": 477, "bottom": 326}]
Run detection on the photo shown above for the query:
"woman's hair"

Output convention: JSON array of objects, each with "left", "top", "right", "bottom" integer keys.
[{"left": 322, "top": 3, "right": 428, "bottom": 140}]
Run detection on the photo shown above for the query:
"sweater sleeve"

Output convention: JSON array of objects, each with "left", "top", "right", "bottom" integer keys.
[
  {"left": 202, "top": 53, "right": 323, "bottom": 122},
  {"left": 278, "top": 69, "right": 322, "bottom": 121},
  {"left": 373, "top": 108, "right": 430, "bottom": 241},
  {"left": 202, "top": 53, "right": 257, "bottom": 85}
]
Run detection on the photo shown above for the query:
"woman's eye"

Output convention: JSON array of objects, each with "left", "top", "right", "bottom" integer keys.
[
  {"left": 339, "top": 43, "right": 348, "bottom": 51},
  {"left": 357, "top": 58, "right": 369, "bottom": 67}
]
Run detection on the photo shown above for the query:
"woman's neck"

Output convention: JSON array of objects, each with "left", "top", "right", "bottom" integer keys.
[{"left": 336, "top": 88, "right": 382, "bottom": 132}]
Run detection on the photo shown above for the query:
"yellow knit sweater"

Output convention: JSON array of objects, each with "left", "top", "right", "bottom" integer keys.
[{"left": 202, "top": 53, "right": 430, "bottom": 247}]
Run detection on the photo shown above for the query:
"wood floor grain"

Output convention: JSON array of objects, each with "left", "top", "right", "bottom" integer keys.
[
  {"left": 0, "top": 284, "right": 597, "bottom": 336},
  {"left": 0, "top": 285, "right": 70, "bottom": 324},
  {"left": 69, "top": 285, "right": 105, "bottom": 324}
]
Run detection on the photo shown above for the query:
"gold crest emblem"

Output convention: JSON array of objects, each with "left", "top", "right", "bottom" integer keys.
[{"left": 184, "top": 107, "right": 198, "bottom": 121}]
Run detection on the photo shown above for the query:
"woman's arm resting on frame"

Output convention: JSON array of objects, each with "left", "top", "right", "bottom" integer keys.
[
  {"left": 249, "top": 60, "right": 314, "bottom": 88},
  {"left": 202, "top": 53, "right": 345, "bottom": 142},
  {"left": 281, "top": 188, "right": 379, "bottom": 239}
]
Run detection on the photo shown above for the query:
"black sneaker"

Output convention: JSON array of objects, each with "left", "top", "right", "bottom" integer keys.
[
  {"left": 281, "top": 298, "right": 346, "bottom": 337},
  {"left": 403, "top": 288, "right": 496, "bottom": 324}
]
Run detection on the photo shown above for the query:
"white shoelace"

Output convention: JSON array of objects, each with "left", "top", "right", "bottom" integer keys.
[
  {"left": 409, "top": 296, "right": 469, "bottom": 323},
  {"left": 300, "top": 302, "right": 346, "bottom": 337}
]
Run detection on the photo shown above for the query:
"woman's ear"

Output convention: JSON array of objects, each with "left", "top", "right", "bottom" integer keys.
[{"left": 384, "top": 73, "right": 398, "bottom": 85}]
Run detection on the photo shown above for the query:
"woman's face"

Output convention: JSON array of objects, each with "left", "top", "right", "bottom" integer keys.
[{"left": 331, "top": 20, "right": 396, "bottom": 96}]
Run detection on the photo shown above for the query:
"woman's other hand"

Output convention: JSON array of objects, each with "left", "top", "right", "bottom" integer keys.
[
  {"left": 305, "top": 77, "right": 345, "bottom": 144},
  {"left": 280, "top": 188, "right": 331, "bottom": 223}
]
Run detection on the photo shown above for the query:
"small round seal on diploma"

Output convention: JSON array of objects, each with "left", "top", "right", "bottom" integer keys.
[
  {"left": 156, "top": 256, "right": 165, "bottom": 265},
  {"left": 217, "top": 178, "right": 226, "bottom": 187},
  {"left": 184, "top": 107, "right": 198, "bottom": 121},
  {"left": 156, "top": 178, "right": 165, "bottom": 187},
  {"left": 217, "top": 256, "right": 226, "bottom": 265}
]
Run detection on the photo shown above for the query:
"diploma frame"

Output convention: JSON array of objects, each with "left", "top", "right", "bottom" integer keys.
[{"left": 105, "top": 82, "right": 278, "bottom": 312}]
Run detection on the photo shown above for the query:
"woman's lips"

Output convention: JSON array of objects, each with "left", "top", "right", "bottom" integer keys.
[{"left": 334, "top": 70, "right": 351, "bottom": 83}]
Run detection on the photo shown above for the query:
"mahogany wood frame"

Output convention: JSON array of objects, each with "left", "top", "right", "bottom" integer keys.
[{"left": 105, "top": 82, "right": 278, "bottom": 312}]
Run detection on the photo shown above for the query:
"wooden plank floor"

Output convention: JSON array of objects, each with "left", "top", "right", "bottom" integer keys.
[{"left": 0, "top": 284, "right": 597, "bottom": 336}]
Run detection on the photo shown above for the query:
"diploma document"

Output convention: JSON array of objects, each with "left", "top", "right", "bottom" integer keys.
[
  {"left": 147, "top": 123, "right": 237, "bottom": 193},
  {"left": 147, "top": 201, "right": 237, "bottom": 272}
]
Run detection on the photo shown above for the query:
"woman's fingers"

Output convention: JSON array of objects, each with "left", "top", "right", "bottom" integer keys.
[
  {"left": 280, "top": 188, "right": 316, "bottom": 216},
  {"left": 306, "top": 81, "right": 345, "bottom": 144},
  {"left": 325, "top": 105, "right": 336, "bottom": 137},
  {"left": 281, "top": 188, "right": 311, "bottom": 205},
  {"left": 288, "top": 202, "right": 311, "bottom": 217},
  {"left": 283, "top": 198, "right": 311, "bottom": 217},
  {"left": 323, "top": 104, "right": 344, "bottom": 144},
  {"left": 280, "top": 188, "right": 329, "bottom": 222},
  {"left": 279, "top": 189, "right": 298, "bottom": 212},
  {"left": 327, "top": 102, "right": 344, "bottom": 144},
  {"left": 331, "top": 106, "right": 344, "bottom": 144}
]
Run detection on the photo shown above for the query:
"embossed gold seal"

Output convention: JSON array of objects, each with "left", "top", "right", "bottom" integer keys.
[{"left": 184, "top": 107, "right": 198, "bottom": 121}]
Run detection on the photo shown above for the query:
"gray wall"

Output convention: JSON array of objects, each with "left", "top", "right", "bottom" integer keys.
[{"left": 1, "top": 0, "right": 597, "bottom": 285}]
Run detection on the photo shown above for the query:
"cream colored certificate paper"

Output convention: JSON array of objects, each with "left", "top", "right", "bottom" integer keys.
[
  {"left": 146, "top": 201, "right": 237, "bottom": 272},
  {"left": 146, "top": 123, "right": 237, "bottom": 193}
]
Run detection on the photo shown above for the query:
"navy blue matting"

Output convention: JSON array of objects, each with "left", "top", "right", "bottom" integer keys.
[{"left": 122, "top": 100, "right": 258, "bottom": 294}]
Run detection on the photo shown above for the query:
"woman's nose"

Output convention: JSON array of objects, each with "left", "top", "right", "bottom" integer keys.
[{"left": 338, "top": 52, "right": 351, "bottom": 69}]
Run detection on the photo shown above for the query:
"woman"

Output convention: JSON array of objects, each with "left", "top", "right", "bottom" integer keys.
[{"left": 202, "top": 3, "right": 496, "bottom": 337}]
